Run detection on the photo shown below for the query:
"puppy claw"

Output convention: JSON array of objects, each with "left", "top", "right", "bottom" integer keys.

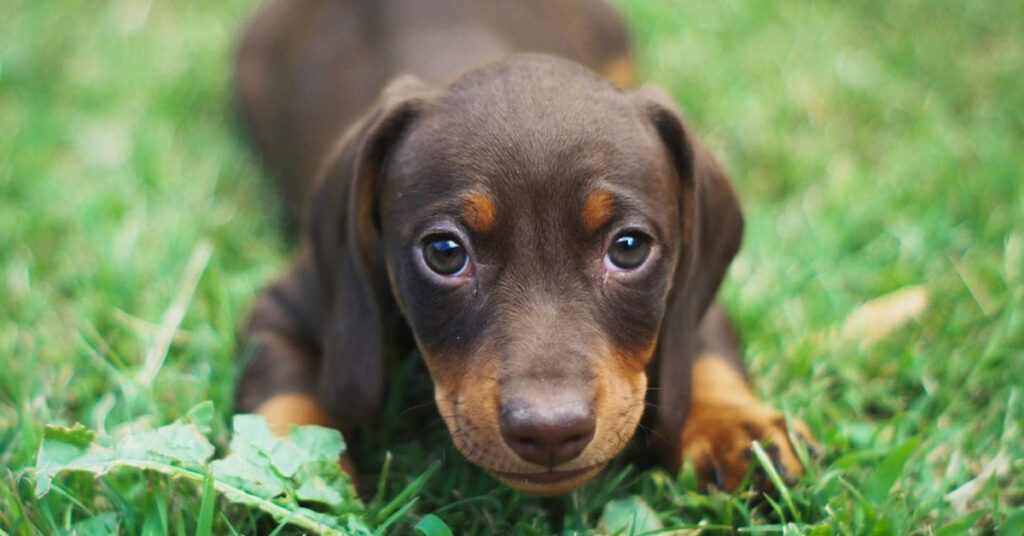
[
  {"left": 768, "top": 448, "right": 789, "bottom": 480},
  {"left": 792, "top": 419, "right": 824, "bottom": 460},
  {"left": 707, "top": 461, "right": 725, "bottom": 490},
  {"left": 797, "top": 432, "right": 822, "bottom": 459}
]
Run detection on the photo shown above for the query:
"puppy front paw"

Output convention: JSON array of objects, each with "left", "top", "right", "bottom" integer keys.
[{"left": 680, "top": 401, "right": 818, "bottom": 491}]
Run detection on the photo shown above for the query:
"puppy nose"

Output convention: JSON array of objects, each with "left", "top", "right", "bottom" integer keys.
[{"left": 500, "top": 396, "right": 595, "bottom": 467}]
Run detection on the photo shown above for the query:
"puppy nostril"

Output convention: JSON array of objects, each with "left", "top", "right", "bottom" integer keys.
[
  {"left": 500, "top": 398, "right": 596, "bottom": 467},
  {"left": 511, "top": 436, "right": 540, "bottom": 450}
]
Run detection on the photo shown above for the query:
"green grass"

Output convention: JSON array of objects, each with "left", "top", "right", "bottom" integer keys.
[{"left": 1, "top": 0, "right": 1022, "bottom": 533}]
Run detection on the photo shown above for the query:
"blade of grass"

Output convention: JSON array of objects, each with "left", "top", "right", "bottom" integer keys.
[
  {"left": 370, "top": 451, "right": 393, "bottom": 512},
  {"left": 374, "top": 462, "right": 438, "bottom": 526},
  {"left": 998, "top": 508, "right": 1024, "bottom": 536},
  {"left": 195, "top": 471, "right": 215, "bottom": 536},
  {"left": 155, "top": 483, "right": 168, "bottom": 535},
  {"left": 375, "top": 497, "right": 420, "bottom": 536},
  {"left": 864, "top": 439, "right": 919, "bottom": 504},
  {"left": 135, "top": 240, "right": 212, "bottom": 386},
  {"left": 414, "top": 513, "right": 454, "bottom": 536},
  {"left": 935, "top": 512, "right": 984, "bottom": 535},
  {"left": 219, "top": 513, "right": 243, "bottom": 536},
  {"left": 751, "top": 440, "right": 800, "bottom": 522}
]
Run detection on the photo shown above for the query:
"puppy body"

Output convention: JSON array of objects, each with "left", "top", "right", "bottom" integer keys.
[{"left": 235, "top": 0, "right": 811, "bottom": 495}]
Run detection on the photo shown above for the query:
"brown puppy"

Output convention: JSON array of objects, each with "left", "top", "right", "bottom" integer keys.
[{"left": 234, "top": 0, "right": 814, "bottom": 496}]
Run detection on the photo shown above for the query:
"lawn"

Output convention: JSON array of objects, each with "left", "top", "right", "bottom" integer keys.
[{"left": 1, "top": 0, "right": 1022, "bottom": 533}]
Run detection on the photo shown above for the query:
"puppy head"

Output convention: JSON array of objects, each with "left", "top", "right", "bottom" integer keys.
[{"left": 310, "top": 55, "right": 742, "bottom": 494}]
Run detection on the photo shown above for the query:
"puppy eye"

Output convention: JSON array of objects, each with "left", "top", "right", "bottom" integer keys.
[
  {"left": 423, "top": 235, "right": 469, "bottom": 276},
  {"left": 606, "top": 233, "right": 650, "bottom": 271}
]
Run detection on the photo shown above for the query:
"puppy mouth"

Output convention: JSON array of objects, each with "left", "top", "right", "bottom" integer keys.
[{"left": 491, "top": 463, "right": 604, "bottom": 495}]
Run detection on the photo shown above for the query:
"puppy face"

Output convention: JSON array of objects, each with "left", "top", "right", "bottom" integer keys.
[{"left": 376, "top": 60, "right": 684, "bottom": 494}]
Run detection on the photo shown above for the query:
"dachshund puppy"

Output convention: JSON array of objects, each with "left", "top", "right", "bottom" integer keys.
[{"left": 233, "top": 0, "right": 814, "bottom": 495}]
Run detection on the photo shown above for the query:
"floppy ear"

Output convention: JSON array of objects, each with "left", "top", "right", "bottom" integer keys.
[
  {"left": 637, "top": 86, "right": 745, "bottom": 450},
  {"left": 305, "top": 76, "right": 434, "bottom": 427}
]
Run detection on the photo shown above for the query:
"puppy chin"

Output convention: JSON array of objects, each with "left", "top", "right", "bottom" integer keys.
[{"left": 490, "top": 463, "right": 606, "bottom": 496}]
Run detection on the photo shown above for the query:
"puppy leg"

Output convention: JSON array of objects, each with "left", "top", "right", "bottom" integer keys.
[
  {"left": 236, "top": 252, "right": 358, "bottom": 479},
  {"left": 678, "top": 305, "right": 818, "bottom": 490}
]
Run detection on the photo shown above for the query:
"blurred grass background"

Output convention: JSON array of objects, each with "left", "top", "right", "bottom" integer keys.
[{"left": 1, "top": 0, "right": 1022, "bottom": 533}]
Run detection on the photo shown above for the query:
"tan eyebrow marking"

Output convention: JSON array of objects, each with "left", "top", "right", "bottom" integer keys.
[
  {"left": 462, "top": 192, "right": 496, "bottom": 234},
  {"left": 600, "top": 53, "right": 636, "bottom": 89},
  {"left": 582, "top": 189, "right": 615, "bottom": 232}
]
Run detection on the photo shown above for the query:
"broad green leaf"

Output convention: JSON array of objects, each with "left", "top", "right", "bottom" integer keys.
[
  {"left": 35, "top": 404, "right": 218, "bottom": 497},
  {"left": 35, "top": 424, "right": 116, "bottom": 496},
  {"left": 296, "top": 476, "right": 345, "bottom": 507},
  {"left": 599, "top": 495, "right": 664, "bottom": 535},
  {"left": 228, "top": 415, "right": 345, "bottom": 479},
  {"left": 118, "top": 419, "right": 215, "bottom": 469},
  {"left": 186, "top": 400, "right": 216, "bottom": 434},
  {"left": 209, "top": 450, "right": 287, "bottom": 500},
  {"left": 31, "top": 405, "right": 367, "bottom": 536},
  {"left": 230, "top": 414, "right": 307, "bottom": 478},
  {"left": 289, "top": 424, "right": 347, "bottom": 462}
]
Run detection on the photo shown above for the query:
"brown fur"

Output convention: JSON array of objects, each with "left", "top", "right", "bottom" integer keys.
[{"left": 233, "top": 0, "right": 815, "bottom": 496}]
